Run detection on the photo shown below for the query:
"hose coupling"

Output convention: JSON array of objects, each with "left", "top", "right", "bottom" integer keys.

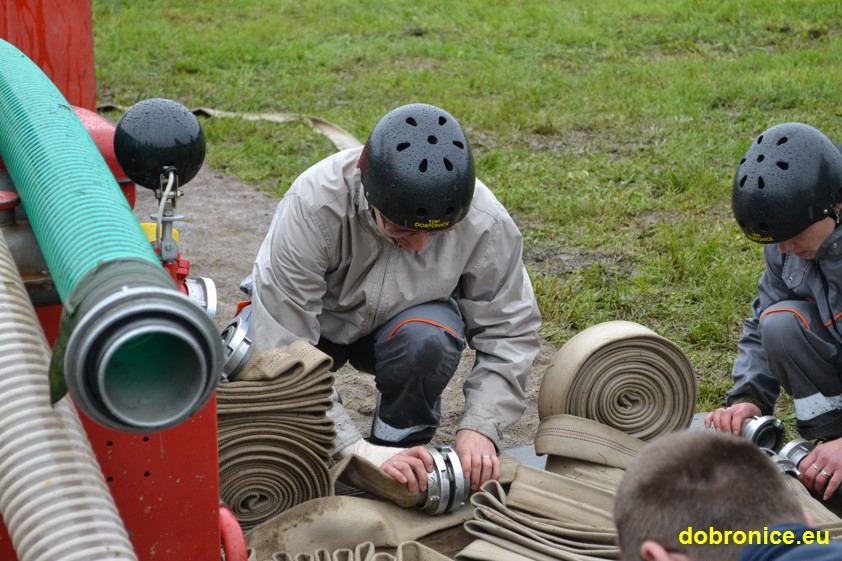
[
  {"left": 220, "top": 315, "right": 254, "bottom": 382},
  {"left": 416, "top": 445, "right": 470, "bottom": 515},
  {"left": 740, "top": 415, "right": 785, "bottom": 451},
  {"left": 759, "top": 448, "right": 800, "bottom": 478},
  {"left": 185, "top": 276, "right": 218, "bottom": 320},
  {"left": 778, "top": 438, "right": 814, "bottom": 475}
]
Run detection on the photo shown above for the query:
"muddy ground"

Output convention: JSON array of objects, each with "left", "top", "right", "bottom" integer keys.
[{"left": 132, "top": 164, "right": 558, "bottom": 450}]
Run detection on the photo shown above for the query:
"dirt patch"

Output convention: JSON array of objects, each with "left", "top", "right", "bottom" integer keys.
[
  {"left": 135, "top": 164, "right": 557, "bottom": 450},
  {"left": 525, "top": 240, "right": 630, "bottom": 279}
]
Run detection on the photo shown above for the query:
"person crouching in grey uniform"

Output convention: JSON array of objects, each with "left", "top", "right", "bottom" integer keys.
[
  {"left": 245, "top": 103, "right": 542, "bottom": 494},
  {"left": 707, "top": 122, "right": 842, "bottom": 501}
]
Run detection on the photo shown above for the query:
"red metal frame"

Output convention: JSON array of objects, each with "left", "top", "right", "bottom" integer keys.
[{"left": 79, "top": 401, "right": 221, "bottom": 561}]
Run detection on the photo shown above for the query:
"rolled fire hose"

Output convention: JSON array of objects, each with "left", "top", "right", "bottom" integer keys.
[
  {"left": 0, "top": 230, "right": 136, "bottom": 561},
  {"left": 538, "top": 320, "right": 697, "bottom": 441},
  {"left": 459, "top": 321, "right": 694, "bottom": 561},
  {"left": 216, "top": 341, "right": 336, "bottom": 531},
  {"left": 0, "top": 39, "right": 221, "bottom": 432}
]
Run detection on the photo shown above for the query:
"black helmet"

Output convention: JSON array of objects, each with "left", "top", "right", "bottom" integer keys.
[
  {"left": 732, "top": 122, "right": 842, "bottom": 243},
  {"left": 359, "top": 103, "right": 475, "bottom": 231},
  {"left": 114, "top": 98, "right": 205, "bottom": 190}
]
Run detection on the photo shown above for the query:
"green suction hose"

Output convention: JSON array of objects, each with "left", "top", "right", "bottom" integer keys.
[
  {"left": 0, "top": 40, "right": 158, "bottom": 294},
  {"left": 0, "top": 39, "right": 221, "bottom": 432}
]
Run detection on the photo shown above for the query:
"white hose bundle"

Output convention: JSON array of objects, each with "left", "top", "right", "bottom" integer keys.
[
  {"left": 0, "top": 231, "right": 136, "bottom": 561},
  {"left": 538, "top": 320, "right": 697, "bottom": 440}
]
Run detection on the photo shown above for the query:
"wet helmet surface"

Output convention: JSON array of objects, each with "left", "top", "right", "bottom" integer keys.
[
  {"left": 732, "top": 122, "right": 842, "bottom": 243},
  {"left": 360, "top": 103, "right": 475, "bottom": 231}
]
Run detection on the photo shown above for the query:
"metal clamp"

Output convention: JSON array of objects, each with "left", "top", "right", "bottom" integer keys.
[{"left": 416, "top": 445, "right": 471, "bottom": 515}]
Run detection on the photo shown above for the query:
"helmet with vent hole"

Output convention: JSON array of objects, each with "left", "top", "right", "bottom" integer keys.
[
  {"left": 359, "top": 103, "right": 475, "bottom": 231},
  {"left": 732, "top": 122, "right": 842, "bottom": 243}
]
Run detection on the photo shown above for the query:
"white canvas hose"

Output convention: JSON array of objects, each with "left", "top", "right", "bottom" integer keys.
[
  {"left": 0, "top": 231, "right": 136, "bottom": 561},
  {"left": 538, "top": 320, "right": 697, "bottom": 441}
]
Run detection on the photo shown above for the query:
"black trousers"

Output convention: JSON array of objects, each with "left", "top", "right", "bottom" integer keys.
[{"left": 317, "top": 300, "right": 467, "bottom": 447}]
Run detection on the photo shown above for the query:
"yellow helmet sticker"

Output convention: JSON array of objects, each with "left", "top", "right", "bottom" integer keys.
[
  {"left": 748, "top": 232, "right": 773, "bottom": 243},
  {"left": 414, "top": 219, "right": 451, "bottom": 230}
]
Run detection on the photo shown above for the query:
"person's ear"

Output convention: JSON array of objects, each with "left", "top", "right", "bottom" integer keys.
[{"left": 640, "top": 540, "right": 688, "bottom": 561}]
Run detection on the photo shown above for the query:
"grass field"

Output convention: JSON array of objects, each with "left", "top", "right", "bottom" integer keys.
[{"left": 92, "top": 0, "right": 842, "bottom": 418}]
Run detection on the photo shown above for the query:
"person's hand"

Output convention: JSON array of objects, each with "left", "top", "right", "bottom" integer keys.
[
  {"left": 798, "top": 437, "right": 842, "bottom": 500},
  {"left": 704, "top": 402, "right": 762, "bottom": 434},
  {"left": 379, "top": 445, "right": 434, "bottom": 494},
  {"left": 455, "top": 429, "right": 500, "bottom": 491}
]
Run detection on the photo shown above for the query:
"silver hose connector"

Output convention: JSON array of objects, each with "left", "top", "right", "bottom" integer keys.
[
  {"left": 760, "top": 448, "right": 800, "bottom": 478},
  {"left": 416, "top": 445, "right": 470, "bottom": 515},
  {"left": 61, "top": 260, "right": 222, "bottom": 432},
  {"left": 741, "top": 415, "right": 785, "bottom": 451},
  {"left": 220, "top": 315, "right": 254, "bottom": 382},
  {"left": 185, "top": 276, "right": 218, "bottom": 320},
  {"left": 779, "top": 438, "right": 814, "bottom": 473}
]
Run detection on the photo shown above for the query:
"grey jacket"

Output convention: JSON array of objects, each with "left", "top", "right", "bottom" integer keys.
[
  {"left": 727, "top": 225, "right": 842, "bottom": 412},
  {"left": 251, "top": 147, "right": 542, "bottom": 449}
]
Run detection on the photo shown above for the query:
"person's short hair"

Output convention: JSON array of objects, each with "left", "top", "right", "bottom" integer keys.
[{"left": 613, "top": 429, "right": 805, "bottom": 561}]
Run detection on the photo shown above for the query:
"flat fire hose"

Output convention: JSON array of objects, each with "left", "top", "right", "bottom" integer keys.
[
  {"left": 246, "top": 494, "right": 474, "bottom": 560},
  {"left": 248, "top": 540, "right": 452, "bottom": 561},
  {"left": 460, "top": 464, "right": 619, "bottom": 561},
  {"left": 535, "top": 414, "right": 645, "bottom": 474},
  {"left": 457, "top": 323, "right": 842, "bottom": 561},
  {"left": 216, "top": 340, "right": 336, "bottom": 531},
  {"left": 459, "top": 424, "right": 632, "bottom": 561},
  {"left": 245, "top": 453, "right": 522, "bottom": 560},
  {"left": 460, "top": 419, "right": 842, "bottom": 561},
  {"left": 97, "top": 104, "right": 363, "bottom": 152}
]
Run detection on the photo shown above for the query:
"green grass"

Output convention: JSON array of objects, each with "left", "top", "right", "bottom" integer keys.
[{"left": 92, "top": 0, "right": 842, "bottom": 415}]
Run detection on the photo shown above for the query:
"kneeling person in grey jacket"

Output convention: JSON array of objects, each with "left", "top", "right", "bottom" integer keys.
[{"left": 247, "top": 103, "right": 542, "bottom": 494}]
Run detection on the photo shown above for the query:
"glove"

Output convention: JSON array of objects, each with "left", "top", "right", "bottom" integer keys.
[{"left": 335, "top": 438, "right": 405, "bottom": 467}]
